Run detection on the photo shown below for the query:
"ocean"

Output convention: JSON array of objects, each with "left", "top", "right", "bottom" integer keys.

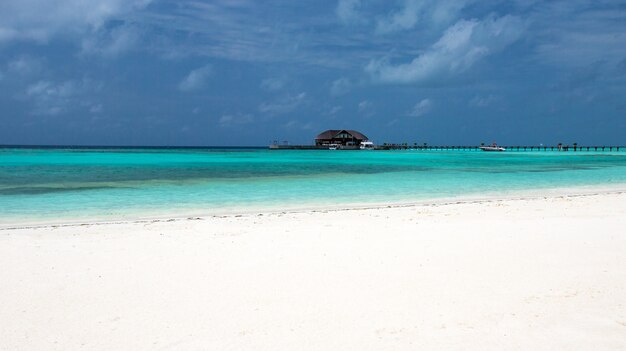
[{"left": 2, "top": 147, "right": 626, "bottom": 225}]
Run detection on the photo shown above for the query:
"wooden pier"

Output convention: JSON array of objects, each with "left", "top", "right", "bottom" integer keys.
[
  {"left": 269, "top": 144, "right": 623, "bottom": 151},
  {"left": 269, "top": 144, "right": 323, "bottom": 150},
  {"left": 374, "top": 145, "right": 622, "bottom": 151}
]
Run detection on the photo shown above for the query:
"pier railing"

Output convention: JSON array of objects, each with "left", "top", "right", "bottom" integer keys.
[{"left": 374, "top": 145, "right": 623, "bottom": 151}]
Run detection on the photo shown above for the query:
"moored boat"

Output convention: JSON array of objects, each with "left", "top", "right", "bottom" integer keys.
[
  {"left": 360, "top": 141, "right": 374, "bottom": 150},
  {"left": 480, "top": 146, "right": 506, "bottom": 151},
  {"left": 480, "top": 143, "right": 506, "bottom": 152}
]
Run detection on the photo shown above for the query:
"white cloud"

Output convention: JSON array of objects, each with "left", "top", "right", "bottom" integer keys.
[
  {"left": 219, "top": 113, "right": 254, "bottom": 127},
  {"left": 387, "top": 118, "right": 399, "bottom": 127},
  {"left": 89, "top": 104, "right": 103, "bottom": 114},
  {"left": 259, "top": 92, "right": 307, "bottom": 115},
  {"left": 7, "top": 56, "right": 43, "bottom": 76},
  {"left": 376, "top": 0, "right": 472, "bottom": 34},
  {"left": 260, "top": 77, "right": 286, "bottom": 91},
  {"left": 429, "top": 0, "right": 470, "bottom": 27},
  {"left": 81, "top": 25, "right": 141, "bottom": 57},
  {"left": 283, "top": 120, "right": 314, "bottom": 130},
  {"left": 24, "top": 78, "right": 102, "bottom": 116},
  {"left": 534, "top": 23, "right": 626, "bottom": 67},
  {"left": 25, "top": 81, "right": 77, "bottom": 116},
  {"left": 336, "top": 0, "right": 364, "bottom": 25},
  {"left": 376, "top": 0, "right": 424, "bottom": 34},
  {"left": 367, "top": 15, "right": 525, "bottom": 83},
  {"left": 358, "top": 100, "right": 374, "bottom": 117},
  {"left": 0, "top": 28, "right": 18, "bottom": 42},
  {"left": 408, "top": 99, "right": 432, "bottom": 117},
  {"left": 328, "top": 105, "right": 343, "bottom": 115},
  {"left": 330, "top": 77, "right": 351, "bottom": 96},
  {"left": 78, "top": 0, "right": 366, "bottom": 68},
  {"left": 469, "top": 94, "right": 497, "bottom": 107},
  {"left": 26, "top": 80, "right": 78, "bottom": 98},
  {"left": 0, "top": 0, "right": 152, "bottom": 43},
  {"left": 178, "top": 65, "right": 212, "bottom": 91}
]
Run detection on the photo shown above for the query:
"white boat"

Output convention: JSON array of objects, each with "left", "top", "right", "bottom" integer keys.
[
  {"left": 328, "top": 143, "right": 339, "bottom": 150},
  {"left": 480, "top": 145, "right": 506, "bottom": 152},
  {"left": 360, "top": 141, "right": 375, "bottom": 150}
]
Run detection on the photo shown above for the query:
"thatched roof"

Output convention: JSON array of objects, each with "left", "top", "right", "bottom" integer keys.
[{"left": 315, "top": 130, "right": 368, "bottom": 141}]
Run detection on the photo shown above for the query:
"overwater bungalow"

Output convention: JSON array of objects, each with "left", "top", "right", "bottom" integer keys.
[{"left": 314, "top": 130, "right": 369, "bottom": 148}]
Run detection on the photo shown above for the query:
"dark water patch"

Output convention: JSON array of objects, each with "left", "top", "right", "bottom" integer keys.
[
  {"left": 0, "top": 185, "right": 128, "bottom": 195},
  {"left": 458, "top": 164, "right": 612, "bottom": 174},
  {"left": 0, "top": 163, "right": 434, "bottom": 186},
  {"left": 522, "top": 166, "right": 600, "bottom": 173}
]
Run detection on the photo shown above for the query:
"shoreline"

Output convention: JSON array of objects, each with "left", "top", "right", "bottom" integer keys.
[
  {"left": 3, "top": 182, "right": 626, "bottom": 230},
  {"left": 2, "top": 183, "right": 625, "bottom": 350}
]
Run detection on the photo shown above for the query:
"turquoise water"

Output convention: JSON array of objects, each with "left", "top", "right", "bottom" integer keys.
[{"left": 2, "top": 147, "right": 626, "bottom": 224}]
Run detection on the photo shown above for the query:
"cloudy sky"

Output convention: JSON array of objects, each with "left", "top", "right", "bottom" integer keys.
[{"left": 1, "top": 0, "right": 625, "bottom": 146}]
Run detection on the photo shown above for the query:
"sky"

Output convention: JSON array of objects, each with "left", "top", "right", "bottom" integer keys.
[{"left": 1, "top": 0, "right": 625, "bottom": 146}]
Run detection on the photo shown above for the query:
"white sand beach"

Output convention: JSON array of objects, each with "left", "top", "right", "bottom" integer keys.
[{"left": 1, "top": 191, "right": 626, "bottom": 350}]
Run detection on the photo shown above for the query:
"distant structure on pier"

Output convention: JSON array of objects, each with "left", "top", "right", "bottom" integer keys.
[{"left": 314, "top": 130, "right": 369, "bottom": 147}]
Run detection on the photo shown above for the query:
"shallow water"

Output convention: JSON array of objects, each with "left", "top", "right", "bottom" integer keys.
[{"left": 2, "top": 147, "right": 626, "bottom": 224}]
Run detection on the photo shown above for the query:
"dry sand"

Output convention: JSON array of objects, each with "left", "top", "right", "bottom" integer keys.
[{"left": 1, "top": 191, "right": 626, "bottom": 350}]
